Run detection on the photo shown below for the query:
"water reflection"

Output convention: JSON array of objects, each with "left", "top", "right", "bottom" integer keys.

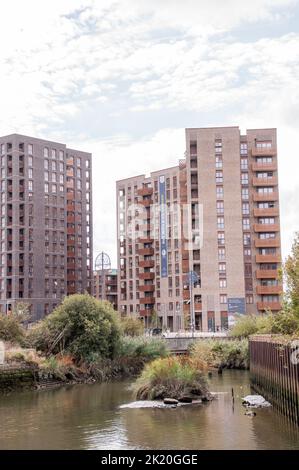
[{"left": 0, "top": 371, "right": 298, "bottom": 450}]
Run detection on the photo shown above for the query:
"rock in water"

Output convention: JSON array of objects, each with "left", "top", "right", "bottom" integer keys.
[
  {"left": 164, "top": 398, "right": 178, "bottom": 405},
  {"left": 178, "top": 396, "right": 193, "bottom": 403},
  {"left": 242, "top": 395, "right": 271, "bottom": 408}
]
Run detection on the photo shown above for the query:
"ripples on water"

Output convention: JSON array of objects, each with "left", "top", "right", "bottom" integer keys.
[{"left": 0, "top": 371, "right": 298, "bottom": 450}]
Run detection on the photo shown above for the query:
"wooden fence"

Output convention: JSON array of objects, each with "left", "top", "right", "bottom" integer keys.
[{"left": 250, "top": 335, "right": 299, "bottom": 425}]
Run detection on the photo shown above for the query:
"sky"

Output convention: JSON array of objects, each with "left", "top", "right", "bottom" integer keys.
[{"left": 0, "top": 0, "right": 298, "bottom": 267}]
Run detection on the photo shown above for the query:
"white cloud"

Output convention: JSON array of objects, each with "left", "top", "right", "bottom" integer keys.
[{"left": 0, "top": 0, "right": 298, "bottom": 263}]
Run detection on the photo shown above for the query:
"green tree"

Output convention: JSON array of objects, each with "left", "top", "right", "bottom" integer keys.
[
  {"left": 283, "top": 232, "right": 299, "bottom": 318},
  {"left": 120, "top": 315, "right": 144, "bottom": 336},
  {"left": 29, "top": 294, "right": 121, "bottom": 361},
  {"left": 0, "top": 315, "right": 25, "bottom": 343}
]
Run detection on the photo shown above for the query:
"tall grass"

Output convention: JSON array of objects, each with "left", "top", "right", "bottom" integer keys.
[{"left": 134, "top": 356, "right": 210, "bottom": 400}]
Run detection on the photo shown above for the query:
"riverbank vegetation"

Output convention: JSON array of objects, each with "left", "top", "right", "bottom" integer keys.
[
  {"left": 190, "top": 339, "right": 249, "bottom": 370},
  {"left": 134, "top": 356, "right": 211, "bottom": 401},
  {"left": 0, "top": 295, "right": 169, "bottom": 389}
]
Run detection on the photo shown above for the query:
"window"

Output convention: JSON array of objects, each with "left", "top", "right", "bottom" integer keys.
[
  {"left": 258, "top": 217, "right": 275, "bottom": 225},
  {"left": 241, "top": 173, "right": 248, "bottom": 185},
  {"left": 218, "top": 248, "right": 225, "bottom": 260},
  {"left": 44, "top": 183, "right": 49, "bottom": 193},
  {"left": 218, "top": 232, "right": 225, "bottom": 245},
  {"left": 77, "top": 157, "right": 81, "bottom": 167},
  {"left": 215, "top": 156, "right": 223, "bottom": 168},
  {"left": 51, "top": 149, "right": 56, "bottom": 159},
  {"left": 28, "top": 156, "right": 33, "bottom": 167},
  {"left": 217, "top": 201, "right": 224, "bottom": 214},
  {"left": 243, "top": 233, "right": 251, "bottom": 246},
  {"left": 257, "top": 187, "right": 274, "bottom": 194},
  {"left": 28, "top": 144, "right": 33, "bottom": 155},
  {"left": 220, "top": 294, "right": 227, "bottom": 304},
  {"left": 256, "top": 141, "right": 272, "bottom": 148},
  {"left": 44, "top": 159, "right": 49, "bottom": 170},
  {"left": 241, "top": 158, "right": 248, "bottom": 170},
  {"left": 246, "top": 295, "right": 253, "bottom": 304},
  {"left": 28, "top": 168, "right": 33, "bottom": 179},
  {"left": 28, "top": 181, "right": 33, "bottom": 191},
  {"left": 219, "top": 263, "right": 226, "bottom": 272},
  {"left": 240, "top": 143, "right": 248, "bottom": 155},
  {"left": 244, "top": 248, "right": 251, "bottom": 257},
  {"left": 219, "top": 279, "right": 227, "bottom": 288},
  {"left": 242, "top": 203, "right": 249, "bottom": 215},
  {"left": 216, "top": 171, "right": 223, "bottom": 183},
  {"left": 59, "top": 150, "right": 64, "bottom": 161},
  {"left": 243, "top": 218, "right": 250, "bottom": 230},
  {"left": 216, "top": 186, "right": 224, "bottom": 198},
  {"left": 241, "top": 189, "right": 249, "bottom": 201},
  {"left": 217, "top": 217, "right": 225, "bottom": 229},
  {"left": 44, "top": 147, "right": 49, "bottom": 158}
]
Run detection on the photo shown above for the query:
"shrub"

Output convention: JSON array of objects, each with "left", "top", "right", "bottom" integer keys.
[
  {"left": 134, "top": 356, "right": 210, "bottom": 400},
  {"left": 190, "top": 339, "right": 249, "bottom": 369},
  {"left": 116, "top": 336, "right": 169, "bottom": 361},
  {"left": 120, "top": 315, "right": 144, "bottom": 337},
  {"left": 0, "top": 315, "right": 25, "bottom": 344},
  {"left": 230, "top": 311, "right": 299, "bottom": 338},
  {"left": 29, "top": 294, "right": 121, "bottom": 361}
]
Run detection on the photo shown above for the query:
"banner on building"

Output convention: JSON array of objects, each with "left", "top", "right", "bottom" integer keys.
[
  {"left": 159, "top": 175, "right": 168, "bottom": 278},
  {"left": 228, "top": 297, "right": 246, "bottom": 314}
]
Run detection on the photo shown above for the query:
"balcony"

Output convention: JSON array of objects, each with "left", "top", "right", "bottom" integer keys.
[
  {"left": 252, "top": 162, "right": 277, "bottom": 172},
  {"left": 252, "top": 177, "right": 278, "bottom": 187},
  {"left": 67, "top": 215, "right": 75, "bottom": 224},
  {"left": 67, "top": 274, "right": 77, "bottom": 281},
  {"left": 194, "top": 302, "right": 202, "bottom": 311},
  {"left": 139, "top": 198, "right": 153, "bottom": 207},
  {"left": 256, "top": 285, "right": 282, "bottom": 295},
  {"left": 251, "top": 146, "right": 277, "bottom": 157},
  {"left": 67, "top": 227, "right": 76, "bottom": 235},
  {"left": 139, "top": 260, "right": 154, "bottom": 268},
  {"left": 253, "top": 223, "right": 279, "bottom": 232},
  {"left": 257, "top": 301, "right": 281, "bottom": 311},
  {"left": 139, "top": 272, "right": 155, "bottom": 280},
  {"left": 256, "top": 269, "right": 278, "bottom": 279},
  {"left": 253, "top": 192, "right": 279, "bottom": 202},
  {"left": 253, "top": 207, "right": 279, "bottom": 217},
  {"left": 139, "top": 284, "right": 155, "bottom": 292},
  {"left": 254, "top": 238, "right": 280, "bottom": 248},
  {"left": 138, "top": 237, "right": 154, "bottom": 244},
  {"left": 137, "top": 247, "right": 154, "bottom": 256},
  {"left": 256, "top": 254, "right": 281, "bottom": 263},
  {"left": 139, "top": 309, "right": 153, "bottom": 317},
  {"left": 139, "top": 296, "right": 155, "bottom": 304},
  {"left": 137, "top": 187, "right": 153, "bottom": 197}
]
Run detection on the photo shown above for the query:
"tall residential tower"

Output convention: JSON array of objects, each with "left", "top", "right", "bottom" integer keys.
[
  {"left": 0, "top": 134, "right": 93, "bottom": 320},
  {"left": 116, "top": 126, "right": 282, "bottom": 331}
]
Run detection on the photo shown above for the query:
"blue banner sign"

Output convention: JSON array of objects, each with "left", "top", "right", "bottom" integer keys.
[
  {"left": 159, "top": 175, "right": 168, "bottom": 278},
  {"left": 228, "top": 297, "right": 246, "bottom": 314}
]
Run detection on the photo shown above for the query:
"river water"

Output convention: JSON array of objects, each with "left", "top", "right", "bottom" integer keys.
[{"left": 0, "top": 370, "right": 298, "bottom": 450}]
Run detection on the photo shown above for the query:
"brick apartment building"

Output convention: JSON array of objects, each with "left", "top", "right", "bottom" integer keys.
[
  {"left": 93, "top": 268, "right": 118, "bottom": 310},
  {"left": 116, "top": 126, "right": 281, "bottom": 332},
  {"left": 0, "top": 134, "right": 93, "bottom": 320}
]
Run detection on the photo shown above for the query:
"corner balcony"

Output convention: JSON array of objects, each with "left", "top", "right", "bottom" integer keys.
[
  {"left": 253, "top": 192, "right": 279, "bottom": 202},
  {"left": 257, "top": 301, "right": 281, "bottom": 312},
  {"left": 254, "top": 238, "right": 280, "bottom": 248},
  {"left": 253, "top": 207, "right": 279, "bottom": 217},
  {"left": 139, "top": 198, "right": 153, "bottom": 207},
  {"left": 256, "top": 285, "right": 282, "bottom": 295},
  {"left": 253, "top": 223, "right": 279, "bottom": 232},
  {"left": 256, "top": 254, "right": 281, "bottom": 263},
  {"left": 139, "top": 309, "right": 153, "bottom": 317},
  {"left": 252, "top": 162, "right": 277, "bottom": 172},
  {"left": 252, "top": 177, "right": 278, "bottom": 187},
  {"left": 251, "top": 146, "right": 277, "bottom": 157},
  {"left": 256, "top": 269, "right": 279, "bottom": 279}
]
